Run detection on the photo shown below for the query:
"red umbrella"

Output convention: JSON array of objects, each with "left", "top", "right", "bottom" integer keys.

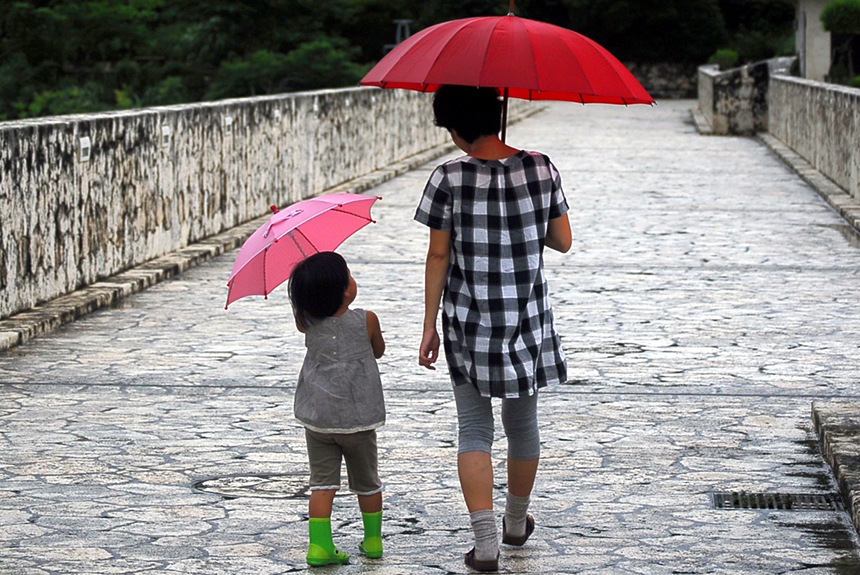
[{"left": 360, "top": 5, "right": 654, "bottom": 139}]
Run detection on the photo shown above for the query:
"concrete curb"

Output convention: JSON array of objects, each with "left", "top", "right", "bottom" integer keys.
[
  {"left": 812, "top": 401, "right": 860, "bottom": 537},
  {"left": 759, "top": 133, "right": 860, "bottom": 538},
  {"left": 692, "top": 116, "right": 860, "bottom": 538},
  {"left": 0, "top": 105, "right": 545, "bottom": 353},
  {"left": 758, "top": 132, "right": 860, "bottom": 236},
  {"left": 690, "top": 107, "right": 714, "bottom": 135}
]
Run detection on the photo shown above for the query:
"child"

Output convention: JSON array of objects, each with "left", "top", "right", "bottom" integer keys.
[{"left": 288, "top": 251, "right": 386, "bottom": 566}]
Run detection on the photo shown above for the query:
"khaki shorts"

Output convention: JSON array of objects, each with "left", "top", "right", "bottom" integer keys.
[{"left": 305, "top": 428, "right": 382, "bottom": 496}]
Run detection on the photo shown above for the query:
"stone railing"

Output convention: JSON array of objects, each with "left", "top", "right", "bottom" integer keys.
[
  {"left": 768, "top": 75, "right": 860, "bottom": 201},
  {"left": 625, "top": 62, "right": 698, "bottom": 99},
  {"left": 697, "top": 57, "right": 796, "bottom": 135},
  {"left": 0, "top": 87, "right": 536, "bottom": 321}
]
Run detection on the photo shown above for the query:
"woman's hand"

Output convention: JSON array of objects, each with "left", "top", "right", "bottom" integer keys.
[
  {"left": 419, "top": 326, "right": 440, "bottom": 370},
  {"left": 420, "top": 227, "right": 450, "bottom": 371}
]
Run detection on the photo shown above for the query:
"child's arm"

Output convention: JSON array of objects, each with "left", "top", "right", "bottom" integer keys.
[{"left": 366, "top": 311, "right": 385, "bottom": 359}]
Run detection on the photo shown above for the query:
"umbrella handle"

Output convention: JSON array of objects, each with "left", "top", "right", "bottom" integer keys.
[{"left": 501, "top": 88, "right": 509, "bottom": 143}]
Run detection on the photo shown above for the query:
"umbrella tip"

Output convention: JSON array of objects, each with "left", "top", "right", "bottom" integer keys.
[{"left": 270, "top": 204, "right": 279, "bottom": 214}]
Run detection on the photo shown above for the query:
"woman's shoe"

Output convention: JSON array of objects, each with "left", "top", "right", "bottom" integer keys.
[
  {"left": 502, "top": 514, "right": 534, "bottom": 546},
  {"left": 464, "top": 547, "right": 499, "bottom": 572}
]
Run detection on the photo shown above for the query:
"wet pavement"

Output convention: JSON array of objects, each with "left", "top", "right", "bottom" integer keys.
[{"left": 2, "top": 99, "right": 860, "bottom": 574}]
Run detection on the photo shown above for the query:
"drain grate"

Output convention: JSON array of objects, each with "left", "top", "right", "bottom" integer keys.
[{"left": 713, "top": 491, "right": 845, "bottom": 511}]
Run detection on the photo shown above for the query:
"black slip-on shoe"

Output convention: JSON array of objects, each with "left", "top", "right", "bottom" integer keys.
[
  {"left": 464, "top": 547, "right": 499, "bottom": 572},
  {"left": 502, "top": 514, "right": 534, "bottom": 546}
]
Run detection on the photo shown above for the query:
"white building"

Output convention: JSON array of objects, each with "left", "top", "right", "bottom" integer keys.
[{"left": 796, "top": 0, "right": 832, "bottom": 81}]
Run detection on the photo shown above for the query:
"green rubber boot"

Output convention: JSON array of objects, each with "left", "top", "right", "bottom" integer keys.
[
  {"left": 358, "top": 510, "right": 383, "bottom": 558},
  {"left": 307, "top": 517, "right": 350, "bottom": 566}
]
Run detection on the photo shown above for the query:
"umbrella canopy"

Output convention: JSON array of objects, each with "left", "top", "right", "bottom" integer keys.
[
  {"left": 225, "top": 193, "right": 379, "bottom": 308},
  {"left": 360, "top": 14, "right": 654, "bottom": 106}
]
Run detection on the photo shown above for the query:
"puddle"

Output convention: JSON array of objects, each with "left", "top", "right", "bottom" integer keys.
[{"left": 776, "top": 517, "right": 860, "bottom": 574}]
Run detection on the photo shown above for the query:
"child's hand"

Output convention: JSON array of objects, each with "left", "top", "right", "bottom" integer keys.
[{"left": 419, "top": 327, "right": 440, "bottom": 370}]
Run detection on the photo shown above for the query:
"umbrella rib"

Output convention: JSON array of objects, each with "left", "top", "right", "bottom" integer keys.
[
  {"left": 289, "top": 228, "right": 319, "bottom": 259},
  {"left": 330, "top": 206, "right": 374, "bottom": 223},
  {"left": 263, "top": 247, "right": 268, "bottom": 298}
]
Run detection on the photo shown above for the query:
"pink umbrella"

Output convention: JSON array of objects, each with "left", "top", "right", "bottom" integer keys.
[{"left": 225, "top": 193, "right": 380, "bottom": 308}]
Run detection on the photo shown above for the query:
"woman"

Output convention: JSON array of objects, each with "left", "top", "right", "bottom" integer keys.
[{"left": 415, "top": 85, "right": 572, "bottom": 572}]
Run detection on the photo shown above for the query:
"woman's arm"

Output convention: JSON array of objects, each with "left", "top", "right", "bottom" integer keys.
[
  {"left": 419, "top": 227, "right": 451, "bottom": 370},
  {"left": 545, "top": 213, "right": 572, "bottom": 253},
  {"left": 366, "top": 310, "right": 385, "bottom": 359}
]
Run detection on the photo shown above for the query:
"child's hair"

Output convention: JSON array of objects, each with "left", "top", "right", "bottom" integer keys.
[
  {"left": 288, "top": 251, "right": 350, "bottom": 328},
  {"left": 433, "top": 84, "right": 502, "bottom": 144}
]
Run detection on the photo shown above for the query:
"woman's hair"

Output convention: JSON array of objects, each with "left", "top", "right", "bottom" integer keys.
[
  {"left": 288, "top": 251, "right": 349, "bottom": 328},
  {"left": 433, "top": 85, "right": 502, "bottom": 144}
]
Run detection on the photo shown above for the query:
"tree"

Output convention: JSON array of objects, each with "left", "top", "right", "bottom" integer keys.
[
  {"left": 0, "top": 0, "right": 802, "bottom": 118},
  {"left": 0, "top": 0, "right": 372, "bottom": 119},
  {"left": 717, "top": 0, "right": 795, "bottom": 64},
  {"left": 821, "top": 0, "right": 860, "bottom": 81},
  {"left": 515, "top": 0, "right": 726, "bottom": 64},
  {"left": 0, "top": 0, "right": 163, "bottom": 118}
]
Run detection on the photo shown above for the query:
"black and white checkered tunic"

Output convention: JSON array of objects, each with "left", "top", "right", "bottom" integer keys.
[{"left": 414, "top": 150, "right": 569, "bottom": 398}]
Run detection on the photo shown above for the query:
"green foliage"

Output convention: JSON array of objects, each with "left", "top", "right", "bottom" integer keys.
[
  {"left": 714, "top": 0, "right": 796, "bottom": 64},
  {"left": 0, "top": 0, "right": 372, "bottom": 119},
  {"left": 822, "top": 0, "right": 860, "bottom": 82},
  {"left": 26, "top": 83, "right": 110, "bottom": 117},
  {"left": 279, "top": 38, "right": 369, "bottom": 92},
  {"left": 204, "top": 41, "right": 366, "bottom": 99},
  {"left": 821, "top": 0, "right": 860, "bottom": 34},
  {"left": 0, "top": 0, "right": 806, "bottom": 119},
  {"left": 709, "top": 49, "right": 739, "bottom": 70},
  {"left": 513, "top": 0, "right": 726, "bottom": 64}
]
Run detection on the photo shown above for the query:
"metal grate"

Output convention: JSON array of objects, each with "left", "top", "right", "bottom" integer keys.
[{"left": 713, "top": 491, "right": 845, "bottom": 511}]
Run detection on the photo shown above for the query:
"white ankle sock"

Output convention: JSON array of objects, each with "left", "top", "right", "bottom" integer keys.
[
  {"left": 505, "top": 492, "right": 530, "bottom": 537},
  {"left": 469, "top": 509, "right": 498, "bottom": 561}
]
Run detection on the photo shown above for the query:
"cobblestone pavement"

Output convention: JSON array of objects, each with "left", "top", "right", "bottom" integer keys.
[{"left": 2, "top": 99, "right": 860, "bottom": 574}]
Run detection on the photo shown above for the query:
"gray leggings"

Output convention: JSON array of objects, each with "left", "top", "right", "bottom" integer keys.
[{"left": 453, "top": 382, "right": 540, "bottom": 460}]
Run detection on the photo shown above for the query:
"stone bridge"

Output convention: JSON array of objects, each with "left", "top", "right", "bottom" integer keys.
[{"left": 2, "top": 90, "right": 860, "bottom": 573}]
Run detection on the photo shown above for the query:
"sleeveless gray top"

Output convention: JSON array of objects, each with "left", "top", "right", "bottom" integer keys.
[{"left": 294, "top": 308, "right": 385, "bottom": 433}]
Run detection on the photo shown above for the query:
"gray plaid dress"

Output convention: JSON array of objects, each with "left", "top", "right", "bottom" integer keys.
[{"left": 415, "top": 150, "right": 569, "bottom": 398}]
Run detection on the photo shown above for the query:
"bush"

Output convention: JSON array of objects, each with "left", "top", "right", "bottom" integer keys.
[
  {"left": 821, "top": 0, "right": 860, "bottom": 34},
  {"left": 821, "top": 0, "right": 860, "bottom": 82},
  {"left": 709, "top": 49, "right": 739, "bottom": 70}
]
